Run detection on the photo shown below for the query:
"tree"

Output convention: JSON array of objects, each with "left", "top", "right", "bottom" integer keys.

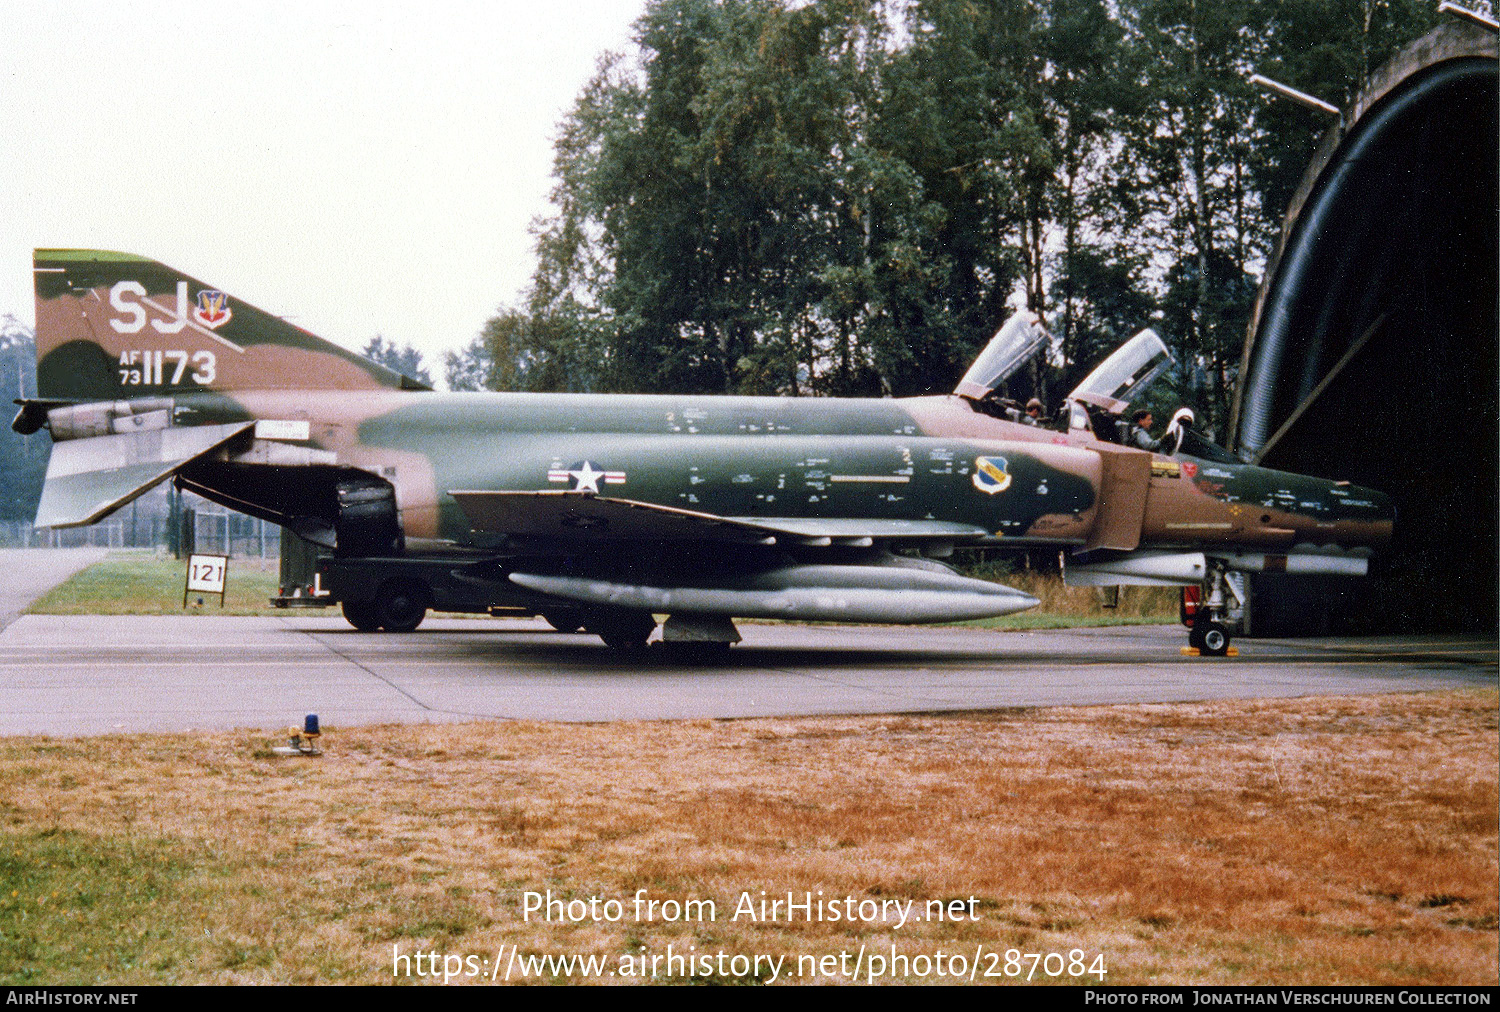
[
  {"left": 1052, "top": 243, "right": 1157, "bottom": 391},
  {"left": 1114, "top": 0, "right": 1440, "bottom": 432},
  {"left": 517, "top": 0, "right": 914, "bottom": 395},
  {"left": 1036, "top": 0, "right": 1151, "bottom": 399},
  {"left": 487, "top": 0, "right": 1445, "bottom": 417},
  {"left": 0, "top": 316, "right": 50, "bottom": 523},
  {"left": 361, "top": 336, "right": 432, "bottom": 387},
  {"left": 1156, "top": 249, "right": 1258, "bottom": 438},
  {"left": 1250, "top": 0, "right": 1440, "bottom": 228},
  {"left": 1110, "top": 0, "right": 1271, "bottom": 431},
  {"left": 443, "top": 334, "right": 494, "bottom": 392},
  {"left": 875, "top": 0, "right": 1043, "bottom": 392}
]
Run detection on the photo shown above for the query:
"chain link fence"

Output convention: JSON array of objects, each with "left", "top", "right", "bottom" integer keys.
[{"left": 0, "top": 512, "right": 280, "bottom": 557}]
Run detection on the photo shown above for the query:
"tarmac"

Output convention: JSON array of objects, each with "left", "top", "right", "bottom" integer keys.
[
  {"left": 1, "top": 611, "right": 1493, "bottom": 736},
  {"left": 0, "top": 547, "right": 107, "bottom": 631}
]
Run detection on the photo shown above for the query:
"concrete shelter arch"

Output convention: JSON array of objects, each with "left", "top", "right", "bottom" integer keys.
[{"left": 1232, "top": 22, "right": 1497, "bottom": 633}]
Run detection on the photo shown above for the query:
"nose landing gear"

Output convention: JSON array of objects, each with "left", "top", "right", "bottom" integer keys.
[
  {"left": 1189, "top": 615, "right": 1231, "bottom": 656},
  {"left": 1185, "top": 564, "right": 1236, "bottom": 657}
]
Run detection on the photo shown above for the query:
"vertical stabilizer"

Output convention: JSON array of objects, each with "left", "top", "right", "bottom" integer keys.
[{"left": 32, "top": 249, "right": 420, "bottom": 401}]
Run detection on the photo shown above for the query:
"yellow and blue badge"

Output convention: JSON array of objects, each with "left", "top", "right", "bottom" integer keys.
[{"left": 972, "top": 455, "right": 1012, "bottom": 494}]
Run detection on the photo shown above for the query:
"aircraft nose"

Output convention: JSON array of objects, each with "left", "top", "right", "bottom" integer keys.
[{"left": 1336, "top": 482, "right": 1395, "bottom": 547}]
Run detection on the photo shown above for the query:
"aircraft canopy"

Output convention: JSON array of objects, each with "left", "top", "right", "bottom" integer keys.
[
  {"left": 1067, "top": 328, "right": 1173, "bottom": 415},
  {"left": 954, "top": 311, "right": 1049, "bottom": 402}
]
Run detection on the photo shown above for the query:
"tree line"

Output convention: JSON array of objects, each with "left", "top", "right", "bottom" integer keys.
[
  {"left": 445, "top": 0, "right": 1442, "bottom": 439},
  {"left": 0, "top": 317, "right": 48, "bottom": 523}
]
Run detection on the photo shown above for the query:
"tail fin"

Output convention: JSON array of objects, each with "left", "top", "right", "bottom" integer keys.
[{"left": 33, "top": 249, "right": 422, "bottom": 401}]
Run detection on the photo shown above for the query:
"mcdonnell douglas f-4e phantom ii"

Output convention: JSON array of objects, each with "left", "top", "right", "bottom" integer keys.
[{"left": 15, "top": 250, "right": 1393, "bottom": 655}]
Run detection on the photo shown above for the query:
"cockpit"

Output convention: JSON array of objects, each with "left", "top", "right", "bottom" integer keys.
[
  {"left": 955, "top": 310, "right": 1239, "bottom": 463},
  {"left": 1064, "top": 327, "right": 1173, "bottom": 446}
]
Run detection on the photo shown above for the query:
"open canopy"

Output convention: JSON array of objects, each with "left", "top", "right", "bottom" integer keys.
[
  {"left": 1067, "top": 328, "right": 1173, "bottom": 415},
  {"left": 954, "top": 311, "right": 1049, "bottom": 402}
]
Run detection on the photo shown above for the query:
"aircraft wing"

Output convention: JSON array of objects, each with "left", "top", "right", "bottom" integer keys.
[
  {"left": 447, "top": 490, "right": 990, "bottom": 546},
  {"left": 35, "top": 421, "right": 254, "bottom": 528}
]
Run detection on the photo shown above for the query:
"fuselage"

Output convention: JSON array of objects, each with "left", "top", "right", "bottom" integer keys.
[{"left": 173, "top": 387, "right": 1394, "bottom": 556}]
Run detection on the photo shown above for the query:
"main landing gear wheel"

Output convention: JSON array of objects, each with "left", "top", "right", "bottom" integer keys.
[
  {"left": 542, "top": 610, "right": 586, "bottom": 633},
  {"left": 341, "top": 599, "right": 382, "bottom": 632},
  {"left": 373, "top": 580, "right": 430, "bottom": 633},
  {"left": 592, "top": 612, "right": 657, "bottom": 652}
]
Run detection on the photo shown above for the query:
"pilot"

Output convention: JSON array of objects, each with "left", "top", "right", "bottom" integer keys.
[
  {"left": 1128, "top": 409, "right": 1165, "bottom": 452},
  {"left": 1023, "top": 398, "right": 1045, "bottom": 426}
]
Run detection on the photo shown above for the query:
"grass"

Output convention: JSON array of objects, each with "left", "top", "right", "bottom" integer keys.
[
  {"left": 1, "top": 690, "right": 1493, "bottom": 985},
  {"left": 25, "top": 553, "right": 1178, "bottom": 629},
  {"left": 959, "top": 612, "right": 1176, "bottom": 630},
  {"left": 953, "top": 567, "right": 1178, "bottom": 629},
  {"left": 0, "top": 830, "right": 198, "bottom": 982},
  {"left": 27, "top": 552, "right": 294, "bottom": 617}
]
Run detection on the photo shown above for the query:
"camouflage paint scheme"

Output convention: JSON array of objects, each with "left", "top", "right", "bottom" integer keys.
[{"left": 19, "top": 251, "right": 1394, "bottom": 640}]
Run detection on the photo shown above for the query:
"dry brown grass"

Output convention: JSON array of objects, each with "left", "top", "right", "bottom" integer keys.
[
  {"left": 954, "top": 557, "right": 1180, "bottom": 620},
  {"left": 1, "top": 690, "right": 1494, "bottom": 985},
  {"left": 994, "top": 567, "right": 1178, "bottom": 619}
]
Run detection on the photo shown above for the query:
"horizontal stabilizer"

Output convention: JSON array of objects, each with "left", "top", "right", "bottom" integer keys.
[
  {"left": 449, "top": 490, "right": 991, "bottom": 545},
  {"left": 34, "top": 421, "right": 253, "bottom": 527}
]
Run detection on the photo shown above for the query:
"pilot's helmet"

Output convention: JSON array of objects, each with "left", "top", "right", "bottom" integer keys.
[{"left": 1025, "top": 398, "right": 1043, "bottom": 413}]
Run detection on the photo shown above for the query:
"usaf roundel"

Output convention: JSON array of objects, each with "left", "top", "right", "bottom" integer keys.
[
  {"left": 972, "top": 455, "right": 1012, "bottom": 494},
  {"left": 548, "top": 460, "right": 627, "bottom": 493}
]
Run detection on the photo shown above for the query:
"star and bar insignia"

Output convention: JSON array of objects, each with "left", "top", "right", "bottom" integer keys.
[{"left": 547, "top": 460, "right": 627, "bottom": 493}]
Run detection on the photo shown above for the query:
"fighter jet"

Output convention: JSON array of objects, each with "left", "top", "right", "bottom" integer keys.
[{"left": 14, "top": 250, "right": 1393, "bottom": 655}]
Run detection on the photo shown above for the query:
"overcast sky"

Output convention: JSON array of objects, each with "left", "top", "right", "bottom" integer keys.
[{"left": 0, "top": 1, "right": 648, "bottom": 377}]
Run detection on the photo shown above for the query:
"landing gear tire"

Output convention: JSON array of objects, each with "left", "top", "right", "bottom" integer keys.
[
  {"left": 374, "top": 580, "right": 429, "bottom": 633},
  {"left": 1197, "top": 620, "right": 1230, "bottom": 657},
  {"left": 342, "top": 599, "right": 382, "bottom": 632},
  {"left": 593, "top": 612, "right": 657, "bottom": 652},
  {"left": 542, "top": 610, "right": 586, "bottom": 634}
]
